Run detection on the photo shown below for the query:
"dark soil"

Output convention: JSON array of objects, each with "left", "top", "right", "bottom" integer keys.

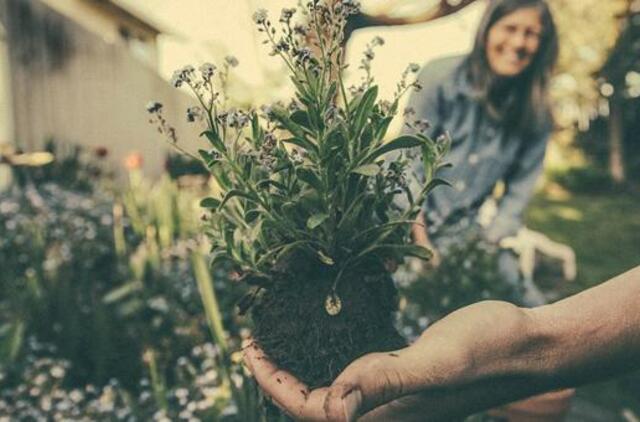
[{"left": 251, "top": 267, "right": 406, "bottom": 388}]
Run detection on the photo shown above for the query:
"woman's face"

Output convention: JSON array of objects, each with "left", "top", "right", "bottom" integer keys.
[{"left": 486, "top": 7, "right": 543, "bottom": 77}]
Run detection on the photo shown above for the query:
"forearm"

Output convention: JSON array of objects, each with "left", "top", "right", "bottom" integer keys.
[
  {"left": 365, "top": 266, "right": 640, "bottom": 420},
  {"left": 448, "top": 266, "right": 640, "bottom": 413},
  {"left": 530, "top": 265, "right": 640, "bottom": 386}
]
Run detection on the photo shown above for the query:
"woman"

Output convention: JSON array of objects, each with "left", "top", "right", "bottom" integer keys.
[{"left": 407, "top": 0, "right": 559, "bottom": 307}]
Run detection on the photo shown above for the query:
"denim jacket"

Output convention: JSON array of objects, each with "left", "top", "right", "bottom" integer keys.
[{"left": 404, "top": 55, "right": 551, "bottom": 242}]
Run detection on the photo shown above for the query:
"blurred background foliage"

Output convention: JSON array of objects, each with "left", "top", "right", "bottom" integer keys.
[{"left": 0, "top": 147, "right": 270, "bottom": 420}]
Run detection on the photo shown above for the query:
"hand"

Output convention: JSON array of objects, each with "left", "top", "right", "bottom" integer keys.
[
  {"left": 244, "top": 301, "right": 535, "bottom": 421},
  {"left": 242, "top": 338, "right": 458, "bottom": 422}
]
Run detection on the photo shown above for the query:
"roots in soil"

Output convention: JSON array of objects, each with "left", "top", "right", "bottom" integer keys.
[{"left": 251, "top": 265, "right": 406, "bottom": 388}]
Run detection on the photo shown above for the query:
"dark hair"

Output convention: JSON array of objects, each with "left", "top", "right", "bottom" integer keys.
[{"left": 464, "top": 0, "right": 558, "bottom": 136}]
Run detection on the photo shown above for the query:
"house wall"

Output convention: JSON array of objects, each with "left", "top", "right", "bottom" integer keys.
[
  {"left": 40, "top": 0, "right": 159, "bottom": 66},
  {"left": 1, "top": 0, "right": 202, "bottom": 176}
]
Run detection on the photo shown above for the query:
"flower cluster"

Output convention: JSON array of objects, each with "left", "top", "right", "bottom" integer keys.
[
  {"left": 385, "top": 161, "right": 408, "bottom": 190},
  {"left": 186, "top": 106, "right": 203, "bottom": 123},
  {"left": 394, "top": 62, "right": 422, "bottom": 99},
  {"left": 148, "top": 54, "right": 244, "bottom": 164},
  {"left": 403, "top": 107, "right": 432, "bottom": 133},
  {"left": 252, "top": 1, "right": 361, "bottom": 75},
  {"left": 146, "top": 1, "right": 450, "bottom": 322},
  {"left": 146, "top": 101, "right": 178, "bottom": 144},
  {"left": 1, "top": 169, "right": 261, "bottom": 419},
  {"left": 257, "top": 132, "right": 278, "bottom": 169},
  {"left": 0, "top": 338, "right": 245, "bottom": 421},
  {"left": 224, "top": 108, "right": 250, "bottom": 129},
  {"left": 351, "top": 35, "right": 386, "bottom": 95}
]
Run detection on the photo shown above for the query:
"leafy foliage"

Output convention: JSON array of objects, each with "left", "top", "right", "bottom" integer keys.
[
  {"left": 547, "top": 0, "right": 627, "bottom": 128},
  {"left": 0, "top": 174, "right": 264, "bottom": 420},
  {"left": 150, "top": 1, "right": 449, "bottom": 309},
  {"left": 398, "top": 234, "right": 517, "bottom": 346}
]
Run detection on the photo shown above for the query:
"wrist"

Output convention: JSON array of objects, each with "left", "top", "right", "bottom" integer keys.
[
  {"left": 459, "top": 303, "right": 554, "bottom": 383},
  {"left": 499, "top": 306, "right": 567, "bottom": 392}
]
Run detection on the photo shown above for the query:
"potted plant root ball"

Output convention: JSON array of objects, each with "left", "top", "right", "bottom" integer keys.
[{"left": 148, "top": 0, "right": 449, "bottom": 389}]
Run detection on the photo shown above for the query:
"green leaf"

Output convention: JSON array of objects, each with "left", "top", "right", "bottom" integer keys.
[
  {"left": 374, "top": 115, "right": 394, "bottom": 141},
  {"left": 351, "top": 163, "right": 380, "bottom": 176},
  {"left": 103, "top": 281, "right": 143, "bottom": 304},
  {"left": 307, "top": 213, "right": 329, "bottom": 229},
  {"left": 352, "top": 86, "right": 378, "bottom": 137},
  {"left": 290, "top": 110, "right": 312, "bottom": 131},
  {"left": 245, "top": 209, "right": 260, "bottom": 223},
  {"left": 201, "top": 130, "right": 226, "bottom": 153},
  {"left": 259, "top": 240, "right": 312, "bottom": 265},
  {"left": 218, "top": 189, "right": 258, "bottom": 210},
  {"left": 360, "top": 124, "right": 374, "bottom": 151},
  {"left": 336, "top": 192, "right": 369, "bottom": 230},
  {"left": 198, "top": 149, "right": 212, "bottom": 161},
  {"left": 324, "top": 82, "right": 338, "bottom": 108},
  {"left": 420, "top": 178, "right": 451, "bottom": 197},
  {"left": 297, "top": 167, "right": 323, "bottom": 190},
  {"left": 256, "top": 179, "right": 288, "bottom": 192},
  {"left": 210, "top": 249, "right": 233, "bottom": 268},
  {"left": 351, "top": 220, "right": 416, "bottom": 243},
  {"left": 200, "top": 197, "right": 221, "bottom": 209},
  {"left": 358, "top": 243, "right": 433, "bottom": 261},
  {"left": 317, "top": 250, "right": 335, "bottom": 265},
  {"left": 393, "top": 244, "right": 434, "bottom": 260},
  {"left": 361, "top": 135, "right": 423, "bottom": 164},
  {"left": 271, "top": 107, "right": 306, "bottom": 139},
  {"left": 116, "top": 298, "right": 145, "bottom": 317},
  {"left": 282, "top": 137, "right": 319, "bottom": 155},
  {"left": 251, "top": 112, "right": 262, "bottom": 141}
]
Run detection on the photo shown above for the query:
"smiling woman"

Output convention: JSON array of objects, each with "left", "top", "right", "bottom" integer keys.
[
  {"left": 485, "top": 6, "right": 542, "bottom": 77},
  {"left": 405, "top": 0, "right": 559, "bottom": 308}
]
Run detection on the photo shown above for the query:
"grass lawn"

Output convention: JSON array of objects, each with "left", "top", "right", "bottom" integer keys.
[{"left": 526, "top": 186, "right": 640, "bottom": 419}]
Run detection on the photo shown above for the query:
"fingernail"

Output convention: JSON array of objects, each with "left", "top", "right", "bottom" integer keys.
[{"left": 342, "top": 389, "right": 362, "bottom": 421}]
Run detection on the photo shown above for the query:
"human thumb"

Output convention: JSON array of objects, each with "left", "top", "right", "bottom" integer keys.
[
  {"left": 323, "top": 384, "right": 363, "bottom": 422},
  {"left": 342, "top": 387, "right": 363, "bottom": 421}
]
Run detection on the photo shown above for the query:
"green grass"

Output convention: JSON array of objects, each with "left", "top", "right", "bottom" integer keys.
[
  {"left": 526, "top": 189, "right": 640, "bottom": 289},
  {"left": 525, "top": 187, "right": 640, "bottom": 418}
]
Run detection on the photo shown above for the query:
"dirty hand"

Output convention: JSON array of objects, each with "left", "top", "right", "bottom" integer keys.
[
  {"left": 242, "top": 336, "right": 449, "bottom": 422},
  {"left": 243, "top": 301, "right": 532, "bottom": 421}
]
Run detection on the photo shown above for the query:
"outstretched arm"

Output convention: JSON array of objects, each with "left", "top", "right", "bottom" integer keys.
[{"left": 245, "top": 265, "right": 640, "bottom": 421}]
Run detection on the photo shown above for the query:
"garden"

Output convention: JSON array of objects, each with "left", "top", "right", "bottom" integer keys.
[{"left": 1, "top": 0, "right": 639, "bottom": 421}]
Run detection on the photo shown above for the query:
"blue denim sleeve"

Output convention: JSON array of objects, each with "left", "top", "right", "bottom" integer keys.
[{"left": 485, "top": 131, "right": 550, "bottom": 242}]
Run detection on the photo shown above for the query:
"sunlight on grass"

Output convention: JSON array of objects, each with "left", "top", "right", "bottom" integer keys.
[
  {"left": 551, "top": 205, "right": 583, "bottom": 221},
  {"left": 526, "top": 190, "right": 640, "bottom": 289}
]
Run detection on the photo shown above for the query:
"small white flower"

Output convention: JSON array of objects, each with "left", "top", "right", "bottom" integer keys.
[
  {"left": 146, "top": 101, "right": 163, "bottom": 114},
  {"left": 225, "top": 55, "right": 239, "bottom": 67},
  {"left": 372, "top": 36, "right": 385, "bottom": 46},
  {"left": 253, "top": 8, "right": 268, "bottom": 24},
  {"left": 199, "top": 62, "right": 216, "bottom": 80},
  {"left": 280, "top": 7, "right": 296, "bottom": 23},
  {"left": 170, "top": 70, "right": 183, "bottom": 88}
]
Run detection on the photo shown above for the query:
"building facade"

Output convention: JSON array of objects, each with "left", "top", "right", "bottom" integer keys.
[{"left": 0, "top": 0, "right": 200, "bottom": 175}]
